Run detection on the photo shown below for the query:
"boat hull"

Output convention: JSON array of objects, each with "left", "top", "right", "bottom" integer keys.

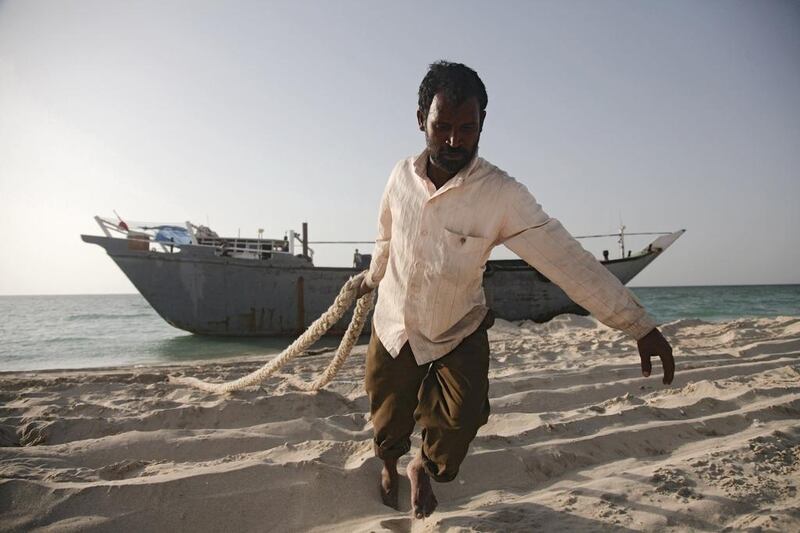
[
  {"left": 483, "top": 255, "right": 658, "bottom": 322},
  {"left": 82, "top": 232, "right": 679, "bottom": 336}
]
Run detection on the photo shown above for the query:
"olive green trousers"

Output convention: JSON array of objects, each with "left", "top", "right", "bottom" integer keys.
[{"left": 365, "top": 312, "right": 493, "bottom": 482}]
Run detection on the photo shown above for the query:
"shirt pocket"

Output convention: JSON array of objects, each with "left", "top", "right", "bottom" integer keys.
[{"left": 442, "top": 228, "right": 489, "bottom": 255}]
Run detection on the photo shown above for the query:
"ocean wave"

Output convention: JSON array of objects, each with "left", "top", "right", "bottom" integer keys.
[{"left": 66, "top": 313, "right": 153, "bottom": 321}]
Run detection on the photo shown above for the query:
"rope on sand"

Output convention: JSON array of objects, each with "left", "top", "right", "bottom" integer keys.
[{"left": 169, "top": 272, "right": 375, "bottom": 394}]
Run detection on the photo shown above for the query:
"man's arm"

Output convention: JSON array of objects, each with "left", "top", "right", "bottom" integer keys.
[
  {"left": 357, "top": 173, "right": 393, "bottom": 297},
  {"left": 499, "top": 180, "right": 674, "bottom": 384}
]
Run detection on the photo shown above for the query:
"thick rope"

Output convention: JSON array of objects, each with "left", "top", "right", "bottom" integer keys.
[{"left": 169, "top": 272, "right": 374, "bottom": 394}]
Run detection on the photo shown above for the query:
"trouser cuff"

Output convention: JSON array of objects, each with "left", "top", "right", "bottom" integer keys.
[
  {"left": 420, "top": 447, "right": 458, "bottom": 483},
  {"left": 373, "top": 438, "right": 411, "bottom": 461}
]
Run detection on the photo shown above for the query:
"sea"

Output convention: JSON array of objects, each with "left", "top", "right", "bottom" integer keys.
[{"left": 1, "top": 285, "right": 798, "bottom": 372}]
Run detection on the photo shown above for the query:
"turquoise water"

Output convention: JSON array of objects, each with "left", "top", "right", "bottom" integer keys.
[
  {"left": 0, "top": 295, "right": 341, "bottom": 372},
  {"left": 631, "top": 284, "right": 800, "bottom": 323},
  {"left": 1, "top": 285, "right": 798, "bottom": 371}
]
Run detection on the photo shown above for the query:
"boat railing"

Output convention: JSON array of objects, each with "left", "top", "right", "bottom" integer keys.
[{"left": 196, "top": 237, "right": 292, "bottom": 259}]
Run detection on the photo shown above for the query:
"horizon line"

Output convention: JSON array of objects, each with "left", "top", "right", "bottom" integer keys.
[{"left": 2, "top": 281, "right": 800, "bottom": 297}]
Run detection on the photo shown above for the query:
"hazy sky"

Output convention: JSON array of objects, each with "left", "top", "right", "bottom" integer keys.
[{"left": 1, "top": 0, "right": 798, "bottom": 295}]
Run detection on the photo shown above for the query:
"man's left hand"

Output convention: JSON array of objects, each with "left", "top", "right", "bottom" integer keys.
[
  {"left": 637, "top": 328, "right": 675, "bottom": 385},
  {"left": 355, "top": 276, "right": 375, "bottom": 299}
]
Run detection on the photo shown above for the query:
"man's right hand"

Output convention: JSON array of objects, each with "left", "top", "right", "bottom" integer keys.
[{"left": 356, "top": 277, "right": 375, "bottom": 299}]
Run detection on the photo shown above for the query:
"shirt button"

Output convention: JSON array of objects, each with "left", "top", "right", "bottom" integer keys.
[{"left": 421, "top": 230, "right": 428, "bottom": 236}]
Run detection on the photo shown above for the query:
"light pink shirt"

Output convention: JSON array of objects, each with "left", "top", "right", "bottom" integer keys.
[{"left": 366, "top": 149, "right": 656, "bottom": 365}]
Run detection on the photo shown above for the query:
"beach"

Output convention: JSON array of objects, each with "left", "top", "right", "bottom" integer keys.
[{"left": 1, "top": 314, "right": 799, "bottom": 532}]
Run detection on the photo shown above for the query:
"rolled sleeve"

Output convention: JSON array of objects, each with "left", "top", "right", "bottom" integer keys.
[{"left": 500, "top": 181, "right": 657, "bottom": 340}]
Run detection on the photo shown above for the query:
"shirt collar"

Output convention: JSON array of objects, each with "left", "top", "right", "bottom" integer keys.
[{"left": 413, "top": 148, "right": 482, "bottom": 187}]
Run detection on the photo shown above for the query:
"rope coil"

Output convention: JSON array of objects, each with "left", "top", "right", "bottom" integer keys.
[{"left": 170, "top": 272, "right": 375, "bottom": 394}]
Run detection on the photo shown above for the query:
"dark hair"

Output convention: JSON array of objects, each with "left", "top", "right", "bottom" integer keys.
[{"left": 418, "top": 61, "right": 488, "bottom": 122}]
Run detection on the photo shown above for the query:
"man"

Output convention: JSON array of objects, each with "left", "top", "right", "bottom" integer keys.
[{"left": 357, "top": 61, "right": 675, "bottom": 519}]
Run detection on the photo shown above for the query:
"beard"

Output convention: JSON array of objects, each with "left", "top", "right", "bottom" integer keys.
[{"left": 427, "top": 136, "right": 479, "bottom": 175}]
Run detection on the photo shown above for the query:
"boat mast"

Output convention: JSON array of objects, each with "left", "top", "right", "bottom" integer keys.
[
  {"left": 618, "top": 224, "right": 626, "bottom": 258},
  {"left": 302, "top": 222, "right": 309, "bottom": 259}
]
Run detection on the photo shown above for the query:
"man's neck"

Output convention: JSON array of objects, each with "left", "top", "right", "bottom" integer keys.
[{"left": 426, "top": 159, "right": 457, "bottom": 190}]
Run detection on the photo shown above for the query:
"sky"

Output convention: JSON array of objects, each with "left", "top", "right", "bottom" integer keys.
[{"left": 1, "top": 0, "right": 798, "bottom": 295}]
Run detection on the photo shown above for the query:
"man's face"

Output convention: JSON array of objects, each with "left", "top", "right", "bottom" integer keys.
[{"left": 418, "top": 92, "right": 485, "bottom": 175}]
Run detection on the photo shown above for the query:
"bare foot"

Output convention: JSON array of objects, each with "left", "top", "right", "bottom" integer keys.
[
  {"left": 380, "top": 458, "right": 399, "bottom": 510},
  {"left": 406, "top": 454, "right": 438, "bottom": 519}
]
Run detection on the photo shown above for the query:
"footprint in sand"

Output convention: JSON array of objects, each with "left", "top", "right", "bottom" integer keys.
[
  {"left": 97, "top": 459, "right": 152, "bottom": 480},
  {"left": 378, "top": 517, "right": 412, "bottom": 532}
]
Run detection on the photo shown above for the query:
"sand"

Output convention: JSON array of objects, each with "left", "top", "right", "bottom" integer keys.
[{"left": 1, "top": 315, "right": 799, "bottom": 532}]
